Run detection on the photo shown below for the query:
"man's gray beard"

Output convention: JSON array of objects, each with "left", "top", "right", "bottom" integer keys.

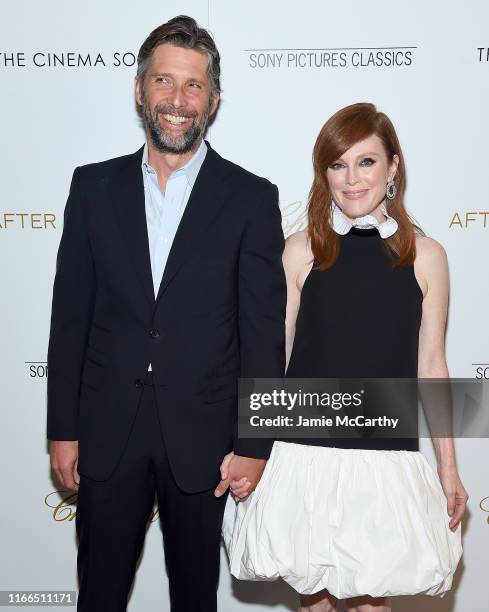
[{"left": 141, "top": 93, "right": 212, "bottom": 155}]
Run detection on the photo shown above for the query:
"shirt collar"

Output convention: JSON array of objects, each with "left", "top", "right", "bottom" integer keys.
[
  {"left": 331, "top": 200, "right": 399, "bottom": 239},
  {"left": 142, "top": 138, "right": 207, "bottom": 188}
]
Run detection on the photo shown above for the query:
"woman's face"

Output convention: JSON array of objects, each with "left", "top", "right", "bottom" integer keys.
[{"left": 326, "top": 134, "right": 399, "bottom": 220}]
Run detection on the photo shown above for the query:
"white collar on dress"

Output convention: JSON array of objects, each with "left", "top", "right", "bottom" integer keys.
[{"left": 331, "top": 200, "right": 398, "bottom": 239}]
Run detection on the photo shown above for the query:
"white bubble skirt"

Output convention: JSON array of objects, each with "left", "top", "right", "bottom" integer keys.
[{"left": 222, "top": 442, "right": 462, "bottom": 599}]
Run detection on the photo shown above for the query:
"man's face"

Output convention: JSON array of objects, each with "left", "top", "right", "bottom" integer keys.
[{"left": 136, "top": 44, "right": 219, "bottom": 154}]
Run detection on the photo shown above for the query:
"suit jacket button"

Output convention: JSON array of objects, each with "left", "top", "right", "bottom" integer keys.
[
  {"left": 134, "top": 379, "right": 143, "bottom": 388},
  {"left": 149, "top": 329, "right": 160, "bottom": 339}
]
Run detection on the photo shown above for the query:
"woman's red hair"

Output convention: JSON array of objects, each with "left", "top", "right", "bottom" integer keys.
[{"left": 308, "top": 102, "right": 422, "bottom": 270}]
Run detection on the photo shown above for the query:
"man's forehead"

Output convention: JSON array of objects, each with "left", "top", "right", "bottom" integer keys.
[{"left": 150, "top": 44, "right": 209, "bottom": 71}]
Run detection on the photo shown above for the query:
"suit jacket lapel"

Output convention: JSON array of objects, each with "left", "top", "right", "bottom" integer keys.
[
  {"left": 155, "top": 145, "right": 230, "bottom": 304},
  {"left": 109, "top": 147, "right": 155, "bottom": 305}
]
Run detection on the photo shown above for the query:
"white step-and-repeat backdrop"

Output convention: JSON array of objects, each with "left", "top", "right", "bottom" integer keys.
[{"left": 1, "top": 1, "right": 488, "bottom": 610}]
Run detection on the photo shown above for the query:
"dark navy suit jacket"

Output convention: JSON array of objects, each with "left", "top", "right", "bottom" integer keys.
[{"left": 47, "top": 142, "right": 286, "bottom": 492}]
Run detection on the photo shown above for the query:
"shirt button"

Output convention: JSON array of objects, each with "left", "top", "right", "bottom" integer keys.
[
  {"left": 149, "top": 329, "right": 160, "bottom": 339},
  {"left": 134, "top": 379, "right": 143, "bottom": 388}
]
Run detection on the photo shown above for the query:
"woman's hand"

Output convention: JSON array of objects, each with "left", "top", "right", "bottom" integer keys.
[
  {"left": 438, "top": 464, "right": 468, "bottom": 531},
  {"left": 215, "top": 451, "right": 267, "bottom": 503}
]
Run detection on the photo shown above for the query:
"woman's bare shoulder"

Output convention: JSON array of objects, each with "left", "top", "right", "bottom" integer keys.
[
  {"left": 414, "top": 235, "right": 448, "bottom": 297},
  {"left": 284, "top": 230, "right": 314, "bottom": 290},
  {"left": 284, "top": 230, "right": 313, "bottom": 265},
  {"left": 415, "top": 235, "right": 448, "bottom": 266}
]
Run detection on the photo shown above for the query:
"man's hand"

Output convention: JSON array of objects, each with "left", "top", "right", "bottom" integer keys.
[
  {"left": 50, "top": 440, "right": 80, "bottom": 491},
  {"left": 214, "top": 452, "right": 266, "bottom": 502}
]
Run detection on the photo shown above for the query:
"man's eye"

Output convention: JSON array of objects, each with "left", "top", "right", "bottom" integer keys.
[
  {"left": 360, "top": 158, "right": 376, "bottom": 167},
  {"left": 155, "top": 77, "right": 169, "bottom": 84},
  {"left": 189, "top": 82, "right": 202, "bottom": 89}
]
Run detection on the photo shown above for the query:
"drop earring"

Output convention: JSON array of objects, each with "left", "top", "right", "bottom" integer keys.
[{"left": 386, "top": 180, "right": 397, "bottom": 200}]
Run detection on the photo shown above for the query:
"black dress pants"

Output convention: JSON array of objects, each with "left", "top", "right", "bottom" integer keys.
[{"left": 76, "top": 373, "right": 227, "bottom": 611}]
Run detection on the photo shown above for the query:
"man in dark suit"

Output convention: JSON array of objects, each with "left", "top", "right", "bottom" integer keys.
[{"left": 47, "top": 15, "right": 285, "bottom": 612}]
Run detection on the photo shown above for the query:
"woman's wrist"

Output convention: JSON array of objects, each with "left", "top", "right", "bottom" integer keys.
[{"left": 433, "top": 438, "right": 457, "bottom": 470}]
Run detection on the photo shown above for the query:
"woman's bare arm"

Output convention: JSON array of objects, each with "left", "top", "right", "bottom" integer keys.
[
  {"left": 282, "top": 231, "right": 314, "bottom": 370},
  {"left": 415, "top": 236, "right": 468, "bottom": 529}
]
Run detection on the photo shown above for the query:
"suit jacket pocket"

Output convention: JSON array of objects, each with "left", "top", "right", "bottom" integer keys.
[
  {"left": 81, "top": 358, "right": 105, "bottom": 391},
  {"left": 204, "top": 374, "right": 238, "bottom": 404}
]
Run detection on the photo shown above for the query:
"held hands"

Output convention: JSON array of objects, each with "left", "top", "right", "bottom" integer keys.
[
  {"left": 214, "top": 452, "right": 266, "bottom": 502},
  {"left": 50, "top": 440, "right": 80, "bottom": 491},
  {"left": 438, "top": 464, "right": 468, "bottom": 531}
]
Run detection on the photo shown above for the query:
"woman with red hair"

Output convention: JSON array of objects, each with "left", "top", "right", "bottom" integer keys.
[{"left": 223, "top": 103, "right": 466, "bottom": 611}]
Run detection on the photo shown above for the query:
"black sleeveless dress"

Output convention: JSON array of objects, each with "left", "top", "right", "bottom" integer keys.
[
  {"left": 223, "top": 228, "right": 462, "bottom": 596},
  {"left": 285, "top": 227, "right": 423, "bottom": 451}
]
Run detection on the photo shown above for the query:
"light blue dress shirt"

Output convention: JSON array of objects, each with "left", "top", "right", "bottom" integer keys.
[
  {"left": 142, "top": 138, "right": 207, "bottom": 296},
  {"left": 142, "top": 138, "right": 207, "bottom": 370}
]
